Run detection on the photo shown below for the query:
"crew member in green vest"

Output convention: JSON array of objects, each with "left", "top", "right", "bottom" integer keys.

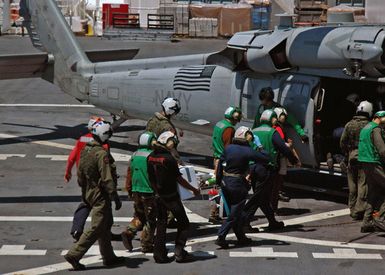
[
  {"left": 212, "top": 106, "right": 242, "bottom": 169},
  {"left": 358, "top": 111, "right": 385, "bottom": 232},
  {"left": 243, "top": 109, "right": 299, "bottom": 231},
  {"left": 121, "top": 131, "right": 158, "bottom": 253},
  {"left": 252, "top": 87, "right": 308, "bottom": 142},
  {"left": 210, "top": 106, "right": 242, "bottom": 223}
]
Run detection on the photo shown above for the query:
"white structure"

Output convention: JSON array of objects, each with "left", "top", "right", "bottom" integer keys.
[
  {"left": 365, "top": 0, "right": 385, "bottom": 24},
  {"left": 0, "top": 0, "right": 11, "bottom": 34}
]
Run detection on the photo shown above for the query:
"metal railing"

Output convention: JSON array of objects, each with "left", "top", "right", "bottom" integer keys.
[
  {"left": 112, "top": 13, "right": 140, "bottom": 29},
  {"left": 147, "top": 14, "right": 174, "bottom": 30},
  {"left": 336, "top": 0, "right": 365, "bottom": 7}
]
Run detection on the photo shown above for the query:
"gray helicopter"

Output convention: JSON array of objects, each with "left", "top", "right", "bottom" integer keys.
[{"left": 3, "top": 0, "right": 385, "bottom": 173}]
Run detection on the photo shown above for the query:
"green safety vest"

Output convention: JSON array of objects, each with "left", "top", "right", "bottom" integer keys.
[
  {"left": 358, "top": 122, "right": 381, "bottom": 165},
  {"left": 253, "top": 124, "right": 278, "bottom": 167},
  {"left": 130, "top": 148, "right": 153, "bottom": 193},
  {"left": 212, "top": 119, "right": 234, "bottom": 158}
]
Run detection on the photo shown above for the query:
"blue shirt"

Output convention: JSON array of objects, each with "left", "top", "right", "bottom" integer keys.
[{"left": 217, "top": 142, "right": 269, "bottom": 180}]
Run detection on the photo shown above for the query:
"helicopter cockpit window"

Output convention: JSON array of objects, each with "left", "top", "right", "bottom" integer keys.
[{"left": 269, "top": 40, "right": 291, "bottom": 71}]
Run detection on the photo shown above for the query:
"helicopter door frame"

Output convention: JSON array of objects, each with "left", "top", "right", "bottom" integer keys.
[{"left": 276, "top": 74, "right": 320, "bottom": 168}]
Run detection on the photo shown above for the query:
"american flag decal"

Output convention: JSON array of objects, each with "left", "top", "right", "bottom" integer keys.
[{"left": 173, "top": 66, "right": 216, "bottom": 92}]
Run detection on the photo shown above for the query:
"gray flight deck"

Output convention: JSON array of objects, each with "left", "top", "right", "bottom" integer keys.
[{"left": 0, "top": 35, "right": 384, "bottom": 275}]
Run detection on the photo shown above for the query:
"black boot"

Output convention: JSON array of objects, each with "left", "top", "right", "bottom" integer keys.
[
  {"left": 64, "top": 254, "right": 86, "bottom": 271},
  {"left": 215, "top": 236, "right": 229, "bottom": 249},
  {"left": 175, "top": 250, "right": 196, "bottom": 263},
  {"left": 237, "top": 237, "right": 252, "bottom": 246},
  {"left": 268, "top": 221, "right": 285, "bottom": 231},
  {"left": 154, "top": 254, "right": 174, "bottom": 264},
  {"left": 103, "top": 256, "right": 126, "bottom": 267}
]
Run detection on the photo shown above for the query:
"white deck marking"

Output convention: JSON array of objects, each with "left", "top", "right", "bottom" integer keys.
[
  {"left": 0, "top": 133, "right": 74, "bottom": 150},
  {"left": 0, "top": 216, "right": 132, "bottom": 222},
  {"left": 229, "top": 247, "right": 298, "bottom": 258},
  {"left": 2, "top": 253, "right": 143, "bottom": 275},
  {"left": 0, "top": 133, "right": 209, "bottom": 174},
  {"left": 312, "top": 248, "right": 382, "bottom": 259},
  {"left": 60, "top": 245, "right": 214, "bottom": 258},
  {"left": 0, "top": 245, "right": 46, "bottom": 256},
  {"left": 36, "top": 155, "right": 68, "bottom": 161},
  {"left": 34, "top": 154, "right": 131, "bottom": 162},
  {"left": 0, "top": 154, "right": 26, "bottom": 160},
  {"left": 249, "top": 233, "right": 385, "bottom": 251},
  {"left": 4, "top": 207, "right": 385, "bottom": 275},
  {"left": 61, "top": 246, "right": 101, "bottom": 256},
  {"left": 0, "top": 104, "right": 95, "bottom": 108}
]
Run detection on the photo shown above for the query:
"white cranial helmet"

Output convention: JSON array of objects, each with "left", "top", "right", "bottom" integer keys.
[
  {"left": 273, "top": 107, "right": 288, "bottom": 119},
  {"left": 87, "top": 116, "right": 104, "bottom": 130},
  {"left": 162, "top": 97, "right": 181, "bottom": 116},
  {"left": 138, "top": 131, "right": 156, "bottom": 148},
  {"left": 91, "top": 120, "right": 113, "bottom": 143},
  {"left": 234, "top": 126, "right": 253, "bottom": 141},
  {"left": 356, "top": 101, "right": 373, "bottom": 117}
]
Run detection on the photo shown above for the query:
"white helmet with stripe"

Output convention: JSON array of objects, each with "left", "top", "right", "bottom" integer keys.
[
  {"left": 273, "top": 107, "right": 288, "bottom": 119},
  {"left": 91, "top": 120, "right": 113, "bottom": 143},
  {"left": 356, "top": 101, "right": 373, "bottom": 117},
  {"left": 162, "top": 97, "right": 181, "bottom": 116},
  {"left": 87, "top": 116, "right": 104, "bottom": 130},
  {"left": 234, "top": 126, "right": 253, "bottom": 141}
]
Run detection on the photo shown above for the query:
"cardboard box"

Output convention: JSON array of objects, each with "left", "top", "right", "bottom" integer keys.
[{"left": 220, "top": 5, "right": 252, "bottom": 37}]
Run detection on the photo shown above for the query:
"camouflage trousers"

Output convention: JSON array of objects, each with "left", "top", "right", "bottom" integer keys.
[
  {"left": 124, "top": 192, "right": 156, "bottom": 250},
  {"left": 362, "top": 163, "right": 385, "bottom": 226},
  {"left": 66, "top": 200, "right": 116, "bottom": 262},
  {"left": 347, "top": 161, "right": 367, "bottom": 219}
]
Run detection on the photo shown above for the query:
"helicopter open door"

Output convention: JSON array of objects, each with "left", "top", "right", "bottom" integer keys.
[{"left": 277, "top": 75, "right": 321, "bottom": 168}]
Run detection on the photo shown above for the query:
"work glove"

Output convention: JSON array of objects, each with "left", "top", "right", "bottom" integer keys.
[
  {"left": 300, "top": 135, "right": 309, "bottom": 143},
  {"left": 193, "top": 188, "right": 201, "bottom": 197}
]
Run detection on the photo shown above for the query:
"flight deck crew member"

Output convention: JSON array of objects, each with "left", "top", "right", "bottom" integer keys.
[
  {"left": 340, "top": 100, "right": 373, "bottom": 220},
  {"left": 64, "top": 116, "right": 108, "bottom": 241},
  {"left": 243, "top": 109, "right": 299, "bottom": 231},
  {"left": 146, "top": 97, "right": 183, "bottom": 228},
  {"left": 121, "top": 132, "right": 157, "bottom": 253},
  {"left": 146, "top": 97, "right": 182, "bottom": 163},
  {"left": 215, "top": 126, "right": 270, "bottom": 249},
  {"left": 358, "top": 111, "right": 385, "bottom": 232},
  {"left": 147, "top": 131, "right": 200, "bottom": 263},
  {"left": 64, "top": 121, "right": 125, "bottom": 270},
  {"left": 210, "top": 106, "right": 242, "bottom": 223},
  {"left": 271, "top": 107, "right": 298, "bottom": 211},
  {"left": 252, "top": 87, "right": 308, "bottom": 142}
]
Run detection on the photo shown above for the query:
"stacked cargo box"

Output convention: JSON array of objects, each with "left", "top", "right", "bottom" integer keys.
[
  {"left": 189, "top": 3, "right": 252, "bottom": 37},
  {"left": 188, "top": 18, "right": 218, "bottom": 38},
  {"left": 159, "top": 0, "right": 188, "bottom": 35},
  {"left": 294, "top": 0, "right": 328, "bottom": 25},
  {"left": 176, "top": 3, "right": 189, "bottom": 35},
  {"left": 328, "top": 4, "right": 366, "bottom": 23}
]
